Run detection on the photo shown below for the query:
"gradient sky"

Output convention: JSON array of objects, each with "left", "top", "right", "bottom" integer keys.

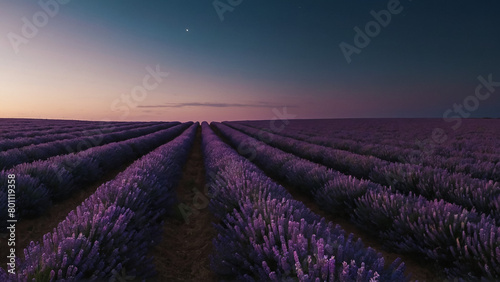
[{"left": 1, "top": 0, "right": 499, "bottom": 122}]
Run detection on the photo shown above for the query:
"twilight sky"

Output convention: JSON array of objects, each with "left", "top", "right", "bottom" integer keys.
[{"left": 1, "top": 0, "right": 499, "bottom": 122}]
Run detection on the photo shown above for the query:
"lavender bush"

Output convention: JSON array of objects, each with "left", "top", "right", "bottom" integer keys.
[
  {"left": 0, "top": 172, "right": 50, "bottom": 229},
  {"left": 0, "top": 122, "right": 156, "bottom": 151},
  {"left": 0, "top": 122, "right": 179, "bottom": 170},
  {"left": 354, "top": 188, "right": 500, "bottom": 279},
  {"left": 202, "top": 122, "right": 407, "bottom": 281},
  {"left": 225, "top": 122, "right": 500, "bottom": 223},
  {"left": 235, "top": 119, "right": 500, "bottom": 182},
  {"left": 216, "top": 121, "right": 500, "bottom": 279},
  {"left": 0, "top": 123, "right": 192, "bottom": 231},
  {"left": 0, "top": 123, "right": 197, "bottom": 281}
]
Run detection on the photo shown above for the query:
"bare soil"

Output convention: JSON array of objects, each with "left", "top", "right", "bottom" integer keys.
[{"left": 149, "top": 127, "right": 217, "bottom": 281}]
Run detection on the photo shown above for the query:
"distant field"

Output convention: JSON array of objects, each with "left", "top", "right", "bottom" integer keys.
[{"left": 1, "top": 118, "right": 499, "bottom": 281}]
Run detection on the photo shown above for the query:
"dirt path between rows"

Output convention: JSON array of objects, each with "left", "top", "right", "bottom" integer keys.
[{"left": 150, "top": 127, "right": 217, "bottom": 281}]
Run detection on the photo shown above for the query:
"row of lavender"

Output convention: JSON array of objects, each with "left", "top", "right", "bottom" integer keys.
[
  {"left": 235, "top": 120, "right": 500, "bottom": 181},
  {"left": 213, "top": 122, "right": 500, "bottom": 279},
  {"left": 237, "top": 120, "right": 500, "bottom": 182},
  {"left": 0, "top": 119, "right": 93, "bottom": 137},
  {"left": 0, "top": 121, "right": 162, "bottom": 151},
  {"left": 0, "top": 122, "right": 179, "bottom": 171},
  {"left": 0, "top": 123, "right": 192, "bottom": 231},
  {"left": 253, "top": 119, "right": 500, "bottom": 157},
  {"left": 0, "top": 120, "right": 136, "bottom": 139},
  {"left": 202, "top": 122, "right": 407, "bottom": 281},
  {"left": 0, "top": 123, "right": 197, "bottom": 281},
  {"left": 225, "top": 122, "right": 500, "bottom": 223}
]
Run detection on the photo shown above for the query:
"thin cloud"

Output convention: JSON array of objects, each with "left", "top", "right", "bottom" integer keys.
[{"left": 138, "top": 102, "right": 296, "bottom": 108}]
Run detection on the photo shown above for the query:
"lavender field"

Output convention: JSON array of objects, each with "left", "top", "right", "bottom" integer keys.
[{"left": 1, "top": 118, "right": 499, "bottom": 281}]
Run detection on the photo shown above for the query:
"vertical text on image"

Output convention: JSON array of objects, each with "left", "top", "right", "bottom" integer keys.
[{"left": 6, "top": 174, "right": 17, "bottom": 274}]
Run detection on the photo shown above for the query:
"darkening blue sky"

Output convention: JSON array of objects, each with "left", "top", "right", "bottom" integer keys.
[{"left": 2, "top": 0, "right": 500, "bottom": 121}]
